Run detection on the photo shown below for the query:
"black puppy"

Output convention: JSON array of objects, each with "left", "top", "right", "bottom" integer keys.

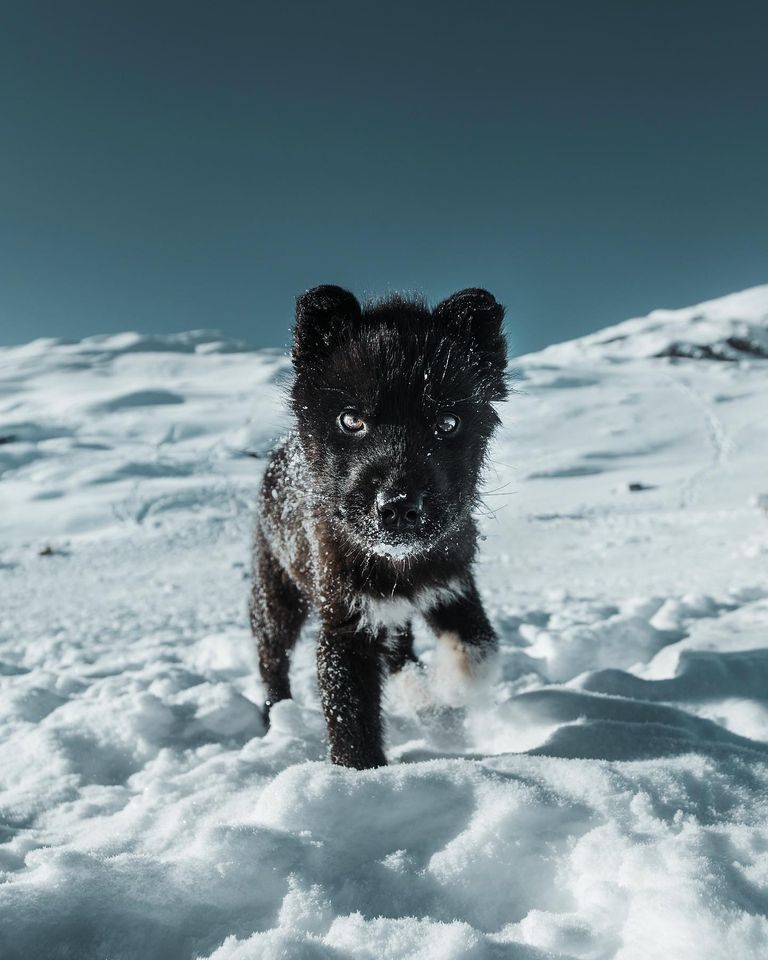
[{"left": 250, "top": 285, "right": 508, "bottom": 768}]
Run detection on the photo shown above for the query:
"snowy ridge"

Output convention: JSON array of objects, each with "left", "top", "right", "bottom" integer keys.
[
  {"left": 1, "top": 290, "right": 768, "bottom": 959},
  {"left": 11, "top": 329, "right": 257, "bottom": 357},
  {"left": 528, "top": 283, "right": 768, "bottom": 364}
]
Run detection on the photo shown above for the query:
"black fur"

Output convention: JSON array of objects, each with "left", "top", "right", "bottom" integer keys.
[{"left": 250, "top": 285, "right": 507, "bottom": 768}]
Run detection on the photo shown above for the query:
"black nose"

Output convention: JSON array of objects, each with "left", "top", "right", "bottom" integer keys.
[{"left": 377, "top": 494, "right": 424, "bottom": 531}]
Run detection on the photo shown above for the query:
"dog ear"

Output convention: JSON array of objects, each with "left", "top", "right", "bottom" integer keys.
[
  {"left": 293, "top": 285, "right": 361, "bottom": 364},
  {"left": 433, "top": 288, "right": 504, "bottom": 345},
  {"left": 434, "top": 289, "right": 507, "bottom": 397}
]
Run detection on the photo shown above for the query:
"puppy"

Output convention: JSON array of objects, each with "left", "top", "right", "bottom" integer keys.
[{"left": 250, "top": 285, "right": 508, "bottom": 768}]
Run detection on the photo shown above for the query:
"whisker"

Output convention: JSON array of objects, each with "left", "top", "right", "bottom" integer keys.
[{"left": 482, "top": 479, "right": 516, "bottom": 495}]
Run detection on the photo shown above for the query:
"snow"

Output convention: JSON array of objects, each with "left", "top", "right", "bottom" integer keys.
[{"left": 1, "top": 287, "right": 768, "bottom": 959}]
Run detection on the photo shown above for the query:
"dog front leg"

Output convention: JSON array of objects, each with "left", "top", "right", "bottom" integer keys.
[
  {"left": 424, "top": 579, "right": 499, "bottom": 706},
  {"left": 250, "top": 531, "right": 308, "bottom": 721},
  {"left": 316, "top": 626, "right": 387, "bottom": 769}
]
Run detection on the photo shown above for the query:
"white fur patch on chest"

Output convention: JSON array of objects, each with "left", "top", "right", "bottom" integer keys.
[{"left": 354, "top": 578, "right": 466, "bottom": 632}]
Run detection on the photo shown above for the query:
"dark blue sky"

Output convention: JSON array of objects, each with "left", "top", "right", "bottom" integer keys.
[{"left": 2, "top": 1, "right": 767, "bottom": 356}]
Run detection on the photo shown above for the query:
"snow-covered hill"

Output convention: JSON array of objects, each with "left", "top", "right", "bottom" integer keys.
[
  {"left": 1, "top": 288, "right": 768, "bottom": 959},
  {"left": 532, "top": 283, "right": 768, "bottom": 363}
]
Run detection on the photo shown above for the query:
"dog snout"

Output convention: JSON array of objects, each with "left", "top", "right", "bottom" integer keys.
[{"left": 376, "top": 492, "right": 425, "bottom": 531}]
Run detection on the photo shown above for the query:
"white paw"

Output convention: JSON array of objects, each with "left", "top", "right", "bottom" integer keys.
[{"left": 432, "top": 631, "right": 500, "bottom": 707}]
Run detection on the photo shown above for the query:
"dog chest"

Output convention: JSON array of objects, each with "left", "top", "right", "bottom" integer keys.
[{"left": 354, "top": 579, "right": 466, "bottom": 631}]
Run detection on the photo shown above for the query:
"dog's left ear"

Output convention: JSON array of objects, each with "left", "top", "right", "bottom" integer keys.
[{"left": 434, "top": 288, "right": 507, "bottom": 397}]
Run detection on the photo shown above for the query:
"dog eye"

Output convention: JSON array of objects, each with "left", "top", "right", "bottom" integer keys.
[
  {"left": 435, "top": 412, "right": 461, "bottom": 436},
  {"left": 338, "top": 409, "right": 367, "bottom": 434}
]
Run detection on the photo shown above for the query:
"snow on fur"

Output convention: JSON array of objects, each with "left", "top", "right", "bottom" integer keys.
[{"left": 1, "top": 287, "right": 768, "bottom": 959}]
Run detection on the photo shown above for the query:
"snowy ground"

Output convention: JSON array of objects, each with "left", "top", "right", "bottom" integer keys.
[{"left": 1, "top": 287, "right": 767, "bottom": 960}]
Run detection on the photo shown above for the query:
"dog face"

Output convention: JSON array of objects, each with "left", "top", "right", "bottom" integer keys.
[{"left": 291, "top": 286, "right": 507, "bottom": 559}]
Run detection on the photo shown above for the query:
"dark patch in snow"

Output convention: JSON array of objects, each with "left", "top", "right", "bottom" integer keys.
[
  {"left": 89, "top": 389, "right": 186, "bottom": 412},
  {"left": 527, "top": 465, "right": 604, "bottom": 479},
  {"left": 656, "top": 336, "right": 768, "bottom": 362},
  {"left": 0, "top": 661, "right": 28, "bottom": 676},
  {"left": 529, "top": 375, "right": 600, "bottom": 389}
]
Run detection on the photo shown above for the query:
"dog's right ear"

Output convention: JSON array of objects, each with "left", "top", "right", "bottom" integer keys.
[
  {"left": 434, "top": 288, "right": 508, "bottom": 400},
  {"left": 293, "top": 285, "right": 361, "bottom": 365}
]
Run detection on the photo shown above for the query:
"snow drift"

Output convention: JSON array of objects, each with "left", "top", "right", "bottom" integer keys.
[{"left": 1, "top": 287, "right": 768, "bottom": 959}]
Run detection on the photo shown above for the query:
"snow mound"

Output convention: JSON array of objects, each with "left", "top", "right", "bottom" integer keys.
[
  {"left": 2, "top": 289, "right": 768, "bottom": 958},
  {"left": 0, "top": 332, "right": 292, "bottom": 542},
  {"left": 528, "top": 284, "right": 768, "bottom": 364}
]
